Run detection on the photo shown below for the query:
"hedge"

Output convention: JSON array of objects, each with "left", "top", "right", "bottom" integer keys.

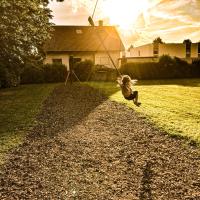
[
  {"left": 120, "top": 55, "right": 200, "bottom": 79},
  {"left": 0, "top": 63, "right": 20, "bottom": 88},
  {"left": 20, "top": 63, "right": 67, "bottom": 84},
  {"left": 73, "top": 60, "right": 94, "bottom": 81},
  {"left": 42, "top": 64, "right": 67, "bottom": 83}
]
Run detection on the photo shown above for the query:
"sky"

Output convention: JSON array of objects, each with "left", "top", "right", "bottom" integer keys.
[{"left": 48, "top": 0, "right": 200, "bottom": 48}]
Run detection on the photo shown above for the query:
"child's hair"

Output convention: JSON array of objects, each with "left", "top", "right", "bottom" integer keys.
[{"left": 121, "top": 75, "right": 131, "bottom": 86}]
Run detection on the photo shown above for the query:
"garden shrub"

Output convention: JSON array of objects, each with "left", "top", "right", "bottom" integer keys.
[
  {"left": 21, "top": 64, "right": 44, "bottom": 84},
  {"left": 0, "top": 65, "right": 9, "bottom": 88},
  {"left": 0, "top": 63, "right": 20, "bottom": 88},
  {"left": 191, "top": 59, "right": 200, "bottom": 77},
  {"left": 91, "top": 64, "right": 117, "bottom": 81},
  {"left": 173, "top": 57, "right": 189, "bottom": 78},
  {"left": 42, "top": 63, "right": 67, "bottom": 83},
  {"left": 20, "top": 63, "right": 67, "bottom": 84},
  {"left": 73, "top": 60, "right": 94, "bottom": 81}
]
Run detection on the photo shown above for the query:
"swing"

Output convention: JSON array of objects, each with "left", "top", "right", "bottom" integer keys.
[
  {"left": 88, "top": 0, "right": 122, "bottom": 78},
  {"left": 89, "top": 0, "right": 141, "bottom": 106}
]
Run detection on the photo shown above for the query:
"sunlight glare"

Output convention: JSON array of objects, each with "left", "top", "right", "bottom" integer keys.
[{"left": 102, "top": 0, "right": 150, "bottom": 29}]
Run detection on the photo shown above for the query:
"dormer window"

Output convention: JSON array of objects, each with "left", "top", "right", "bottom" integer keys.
[{"left": 76, "top": 29, "right": 82, "bottom": 34}]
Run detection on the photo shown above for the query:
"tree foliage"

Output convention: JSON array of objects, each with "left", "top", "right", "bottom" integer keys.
[
  {"left": 153, "top": 37, "right": 164, "bottom": 44},
  {"left": 183, "top": 39, "right": 192, "bottom": 44},
  {"left": 0, "top": 0, "right": 65, "bottom": 87},
  {"left": 0, "top": 0, "right": 54, "bottom": 67}
]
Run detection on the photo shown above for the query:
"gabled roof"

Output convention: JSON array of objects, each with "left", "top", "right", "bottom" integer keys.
[{"left": 44, "top": 25, "right": 125, "bottom": 52}]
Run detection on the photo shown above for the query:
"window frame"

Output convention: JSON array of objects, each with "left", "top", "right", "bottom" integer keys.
[{"left": 52, "top": 59, "right": 62, "bottom": 64}]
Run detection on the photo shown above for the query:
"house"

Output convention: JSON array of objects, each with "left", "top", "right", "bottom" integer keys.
[
  {"left": 44, "top": 24, "right": 125, "bottom": 70},
  {"left": 125, "top": 42, "right": 200, "bottom": 64}
]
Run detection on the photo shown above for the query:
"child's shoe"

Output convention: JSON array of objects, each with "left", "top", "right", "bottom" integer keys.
[{"left": 134, "top": 102, "right": 141, "bottom": 107}]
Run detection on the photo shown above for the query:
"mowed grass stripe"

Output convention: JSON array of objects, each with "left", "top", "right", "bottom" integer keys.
[{"left": 87, "top": 79, "right": 200, "bottom": 144}]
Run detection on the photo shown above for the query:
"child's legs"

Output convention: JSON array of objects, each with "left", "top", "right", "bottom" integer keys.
[{"left": 132, "top": 91, "right": 138, "bottom": 103}]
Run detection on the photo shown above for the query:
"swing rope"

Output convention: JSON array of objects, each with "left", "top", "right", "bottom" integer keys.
[
  {"left": 89, "top": 0, "right": 122, "bottom": 77},
  {"left": 92, "top": 0, "right": 99, "bottom": 19}
]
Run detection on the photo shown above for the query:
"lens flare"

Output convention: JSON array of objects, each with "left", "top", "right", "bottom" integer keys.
[{"left": 102, "top": 0, "right": 150, "bottom": 29}]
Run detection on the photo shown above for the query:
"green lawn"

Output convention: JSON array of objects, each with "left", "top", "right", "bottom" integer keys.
[
  {"left": 86, "top": 79, "right": 200, "bottom": 144},
  {"left": 0, "top": 83, "right": 59, "bottom": 164}
]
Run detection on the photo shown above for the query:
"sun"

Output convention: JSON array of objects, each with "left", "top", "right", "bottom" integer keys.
[{"left": 101, "top": 0, "right": 150, "bottom": 29}]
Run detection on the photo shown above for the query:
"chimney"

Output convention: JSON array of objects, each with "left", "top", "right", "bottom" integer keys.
[{"left": 98, "top": 20, "right": 103, "bottom": 26}]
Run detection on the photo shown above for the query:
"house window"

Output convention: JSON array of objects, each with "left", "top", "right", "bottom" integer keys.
[
  {"left": 52, "top": 59, "right": 62, "bottom": 64},
  {"left": 73, "top": 57, "right": 81, "bottom": 64},
  {"left": 153, "top": 44, "right": 159, "bottom": 57},
  {"left": 76, "top": 29, "right": 82, "bottom": 34},
  {"left": 186, "top": 42, "right": 191, "bottom": 58},
  {"left": 138, "top": 51, "right": 140, "bottom": 56},
  {"left": 69, "top": 56, "right": 81, "bottom": 70}
]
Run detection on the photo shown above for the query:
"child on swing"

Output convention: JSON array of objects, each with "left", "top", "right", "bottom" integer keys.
[{"left": 117, "top": 75, "right": 141, "bottom": 107}]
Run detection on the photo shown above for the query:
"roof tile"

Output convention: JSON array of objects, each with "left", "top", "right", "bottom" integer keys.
[{"left": 44, "top": 26, "right": 125, "bottom": 52}]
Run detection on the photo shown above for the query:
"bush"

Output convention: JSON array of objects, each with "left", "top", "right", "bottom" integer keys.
[
  {"left": 0, "top": 63, "right": 20, "bottom": 88},
  {"left": 42, "top": 63, "right": 67, "bottom": 83},
  {"left": 90, "top": 64, "right": 117, "bottom": 81},
  {"left": 191, "top": 59, "right": 200, "bottom": 77},
  {"left": 21, "top": 64, "right": 44, "bottom": 84},
  {"left": 120, "top": 62, "right": 159, "bottom": 79},
  {"left": 20, "top": 63, "right": 67, "bottom": 84},
  {"left": 120, "top": 55, "right": 200, "bottom": 79},
  {"left": 0, "top": 65, "right": 9, "bottom": 88},
  {"left": 73, "top": 60, "right": 94, "bottom": 81},
  {"left": 173, "top": 57, "right": 189, "bottom": 78}
]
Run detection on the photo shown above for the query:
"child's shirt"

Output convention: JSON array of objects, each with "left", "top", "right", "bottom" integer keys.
[
  {"left": 117, "top": 78, "right": 137, "bottom": 98},
  {"left": 120, "top": 84, "right": 132, "bottom": 98}
]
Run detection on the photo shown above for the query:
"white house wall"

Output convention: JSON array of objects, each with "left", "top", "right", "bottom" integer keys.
[
  {"left": 130, "top": 44, "right": 154, "bottom": 57},
  {"left": 45, "top": 51, "right": 121, "bottom": 69},
  {"left": 159, "top": 43, "right": 186, "bottom": 58},
  {"left": 95, "top": 51, "right": 120, "bottom": 68},
  {"left": 70, "top": 52, "right": 94, "bottom": 62},
  {"left": 44, "top": 53, "right": 70, "bottom": 70},
  {"left": 126, "top": 57, "right": 159, "bottom": 63},
  {"left": 130, "top": 43, "right": 199, "bottom": 59},
  {"left": 191, "top": 43, "right": 198, "bottom": 58},
  {"left": 45, "top": 53, "right": 95, "bottom": 70}
]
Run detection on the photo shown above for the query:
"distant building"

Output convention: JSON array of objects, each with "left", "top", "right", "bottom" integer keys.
[
  {"left": 44, "top": 24, "right": 125, "bottom": 70},
  {"left": 125, "top": 42, "right": 200, "bottom": 64}
]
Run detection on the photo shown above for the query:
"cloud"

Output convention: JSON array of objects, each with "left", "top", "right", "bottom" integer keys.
[
  {"left": 133, "top": 0, "right": 200, "bottom": 46},
  {"left": 48, "top": 0, "right": 92, "bottom": 25},
  {"left": 48, "top": 0, "right": 200, "bottom": 47}
]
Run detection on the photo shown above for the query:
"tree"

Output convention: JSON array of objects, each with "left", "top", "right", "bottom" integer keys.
[
  {"left": 128, "top": 44, "right": 134, "bottom": 52},
  {"left": 0, "top": 0, "right": 63, "bottom": 87},
  {"left": 153, "top": 37, "right": 164, "bottom": 44},
  {"left": 183, "top": 39, "right": 192, "bottom": 44},
  {"left": 0, "top": 0, "right": 52, "bottom": 65}
]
